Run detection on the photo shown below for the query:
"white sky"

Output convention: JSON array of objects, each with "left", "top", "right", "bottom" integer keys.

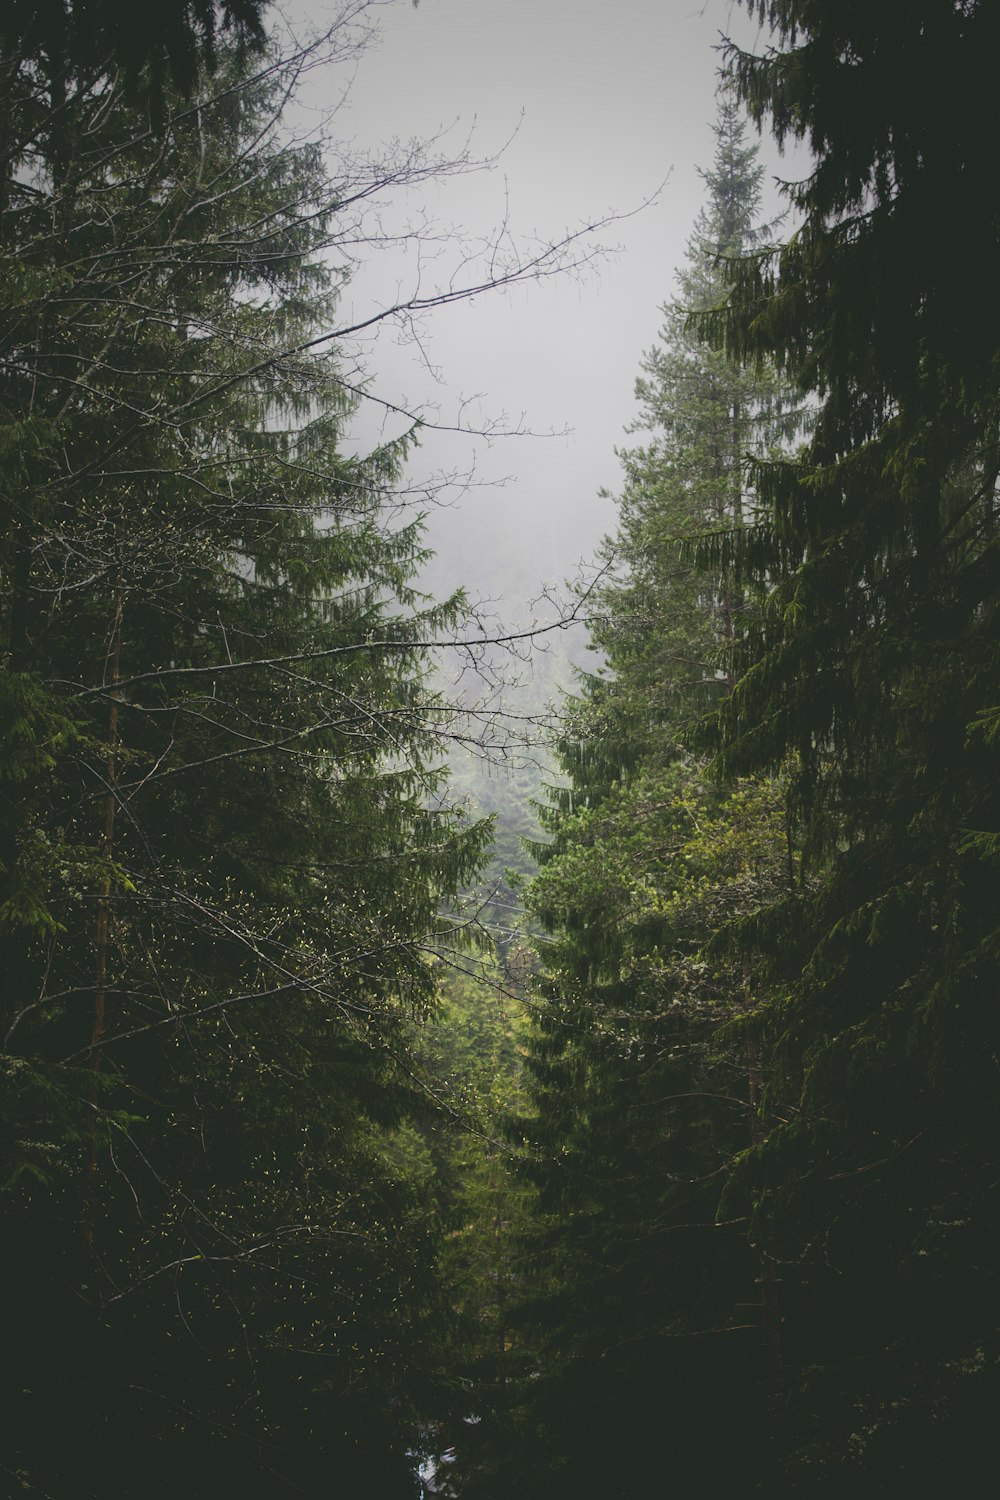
[{"left": 284, "top": 0, "right": 799, "bottom": 628}]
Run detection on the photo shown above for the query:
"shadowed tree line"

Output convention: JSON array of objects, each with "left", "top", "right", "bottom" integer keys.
[
  {"left": 455, "top": 4, "right": 1000, "bottom": 1497},
  {"left": 5, "top": 3, "right": 1000, "bottom": 1498}
]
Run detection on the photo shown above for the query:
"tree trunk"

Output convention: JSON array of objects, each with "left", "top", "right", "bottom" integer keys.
[{"left": 82, "top": 586, "right": 124, "bottom": 1284}]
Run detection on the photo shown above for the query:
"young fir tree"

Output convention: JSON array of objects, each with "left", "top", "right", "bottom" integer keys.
[
  {"left": 0, "top": 30, "right": 489, "bottom": 1500},
  {"left": 477, "top": 95, "right": 799, "bottom": 1500},
  {"left": 697, "top": 1, "right": 1000, "bottom": 1490}
]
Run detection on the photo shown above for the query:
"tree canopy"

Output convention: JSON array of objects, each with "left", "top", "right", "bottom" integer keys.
[
  {"left": 0, "top": 1, "right": 269, "bottom": 95},
  {"left": 464, "top": 95, "right": 800, "bottom": 1500},
  {"left": 0, "top": 17, "right": 490, "bottom": 1498},
  {"left": 693, "top": 0, "right": 1000, "bottom": 1486},
  {"left": 6, "top": 4, "right": 1000, "bottom": 1495}
]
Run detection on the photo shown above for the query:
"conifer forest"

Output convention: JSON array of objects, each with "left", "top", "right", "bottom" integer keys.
[{"left": 3, "top": 2, "right": 1000, "bottom": 1496}]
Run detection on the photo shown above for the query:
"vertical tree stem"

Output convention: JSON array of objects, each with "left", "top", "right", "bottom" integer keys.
[{"left": 82, "top": 585, "right": 123, "bottom": 1282}]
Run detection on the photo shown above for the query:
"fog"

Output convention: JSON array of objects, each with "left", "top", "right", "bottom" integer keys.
[{"left": 285, "top": 0, "right": 800, "bottom": 686}]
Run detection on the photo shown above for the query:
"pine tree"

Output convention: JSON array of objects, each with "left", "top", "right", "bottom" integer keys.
[
  {"left": 697, "top": 1, "right": 1000, "bottom": 1489},
  {"left": 0, "top": 30, "right": 489, "bottom": 1500},
  {"left": 492, "top": 95, "right": 798, "bottom": 1500},
  {"left": 0, "top": 0, "right": 269, "bottom": 98},
  {"left": 563, "top": 94, "right": 796, "bottom": 796}
]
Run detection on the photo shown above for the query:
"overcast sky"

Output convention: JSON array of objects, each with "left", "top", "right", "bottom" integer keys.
[{"left": 285, "top": 0, "right": 799, "bottom": 631}]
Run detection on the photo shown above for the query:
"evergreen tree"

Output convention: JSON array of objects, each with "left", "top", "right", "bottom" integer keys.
[
  {"left": 0, "top": 0, "right": 269, "bottom": 98},
  {"left": 489, "top": 95, "right": 798, "bottom": 1500},
  {"left": 0, "top": 28, "right": 488, "bottom": 1500},
  {"left": 697, "top": 0, "right": 1000, "bottom": 1489},
  {"left": 568, "top": 93, "right": 795, "bottom": 793}
]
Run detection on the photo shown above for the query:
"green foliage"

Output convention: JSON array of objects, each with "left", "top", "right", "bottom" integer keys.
[
  {"left": 397, "top": 944, "right": 537, "bottom": 1499},
  {"left": 0, "top": 1, "right": 269, "bottom": 100},
  {"left": 487, "top": 95, "right": 800, "bottom": 1499},
  {"left": 682, "top": 1, "right": 1000, "bottom": 1488},
  {"left": 0, "top": 26, "right": 490, "bottom": 1499}
]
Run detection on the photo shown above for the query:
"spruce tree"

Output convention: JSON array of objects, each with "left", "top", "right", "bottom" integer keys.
[
  {"left": 490, "top": 95, "right": 798, "bottom": 1500},
  {"left": 697, "top": 1, "right": 1000, "bottom": 1489},
  {"left": 0, "top": 30, "right": 488, "bottom": 1500}
]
